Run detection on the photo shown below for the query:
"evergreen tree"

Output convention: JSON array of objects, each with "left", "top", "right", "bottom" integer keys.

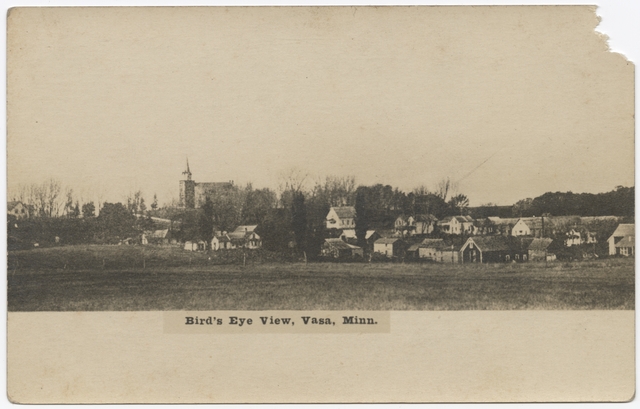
[
  {"left": 355, "top": 190, "right": 368, "bottom": 248},
  {"left": 291, "top": 191, "right": 307, "bottom": 253}
]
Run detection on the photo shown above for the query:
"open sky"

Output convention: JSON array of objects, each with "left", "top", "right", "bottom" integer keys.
[{"left": 7, "top": 6, "right": 634, "bottom": 206}]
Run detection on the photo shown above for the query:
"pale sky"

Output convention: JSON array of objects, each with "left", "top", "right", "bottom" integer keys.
[{"left": 7, "top": 6, "right": 634, "bottom": 206}]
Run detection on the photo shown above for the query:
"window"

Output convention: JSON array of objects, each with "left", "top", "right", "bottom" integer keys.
[
  {"left": 505, "top": 255, "right": 510, "bottom": 262},
  {"left": 515, "top": 254, "right": 520, "bottom": 260}
]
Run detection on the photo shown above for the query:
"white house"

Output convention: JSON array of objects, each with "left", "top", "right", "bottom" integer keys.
[
  {"left": 227, "top": 225, "right": 262, "bottom": 249},
  {"left": 511, "top": 219, "right": 531, "bottom": 237},
  {"left": 325, "top": 206, "right": 356, "bottom": 229},
  {"left": 211, "top": 234, "right": 231, "bottom": 250},
  {"left": 608, "top": 224, "right": 635, "bottom": 256},
  {"left": 564, "top": 229, "right": 582, "bottom": 247},
  {"left": 184, "top": 240, "right": 206, "bottom": 251},
  {"left": 373, "top": 237, "right": 406, "bottom": 258},
  {"left": 438, "top": 215, "right": 474, "bottom": 235},
  {"left": 7, "top": 201, "right": 29, "bottom": 219}
]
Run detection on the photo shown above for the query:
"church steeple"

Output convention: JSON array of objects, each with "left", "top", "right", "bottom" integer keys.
[{"left": 182, "top": 158, "right": 192, "bottom": 181}]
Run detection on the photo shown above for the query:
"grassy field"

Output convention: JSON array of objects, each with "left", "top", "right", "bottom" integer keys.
[{"left": 7, "top": 245, "right": 635, "bottom": 311}]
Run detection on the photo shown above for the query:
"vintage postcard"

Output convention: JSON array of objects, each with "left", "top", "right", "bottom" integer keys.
[{"left": 6, "top": 6, "right": 635, "bottom": 403}]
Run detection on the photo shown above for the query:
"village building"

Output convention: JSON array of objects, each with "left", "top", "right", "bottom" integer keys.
[
  {"left": 527, "top": 238, "right": 555, "bottom": 261},
  {"left": 7, "top": 201, "right": 30, "bottom": 219},
  {"left": 472, "top": 218, "right": 495, "bottom": 235},
  {"left": 414, "top": 214, "right": 437, "bottom": 235},
  {"left": 373, "top": 237, "right": 406, "bottom": 258},
  {"left": 340, "top": 229, "right": 381, "bottom": 247},
  {"left": 608, "top": 223, "right": 635, "bottom": 256},
  {"left": 179, "top": 160, "right": 234, "bottom": 209},
  {"left": 438, "top": 215, "right": 475, "bottom": 235},
  {"left": 488, "top": 217, "right": 519, "bottom": 236},
  {"left": 228, "top": 225, "right": 262, "bottom": 249},
  {"left": 325, "top": 206, "right": 356, "bottom": 230},
  {"left": 211, "top": 234, "right": 232, "bottom": 250},
  {"left": 412, "top": 238, "right": 460, "bottom": 263},
  {"left": 511, "top": 218, "right": 531, "bottom": 237},
  {"left": 394, "top": 215, "right": 415, "bottom": 232},
  {"left": 564, "top": 229, "right": 582, "bottom": 247},
  {"left": 460, "top": 236, "right": 529, "bottom": 263},
  {"left": 184, "top": 240, "right": 206, "bottom": 251},
  {"left": 321, "top": 238, "right": 363, "bottom": 259},
  {"left": 141, "top": 229, "right": 173, "bottom": 245}
]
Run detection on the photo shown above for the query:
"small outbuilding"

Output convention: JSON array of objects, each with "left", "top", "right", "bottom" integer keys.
[
  {"left": 321, "top": 238, "right": 363, "bottom": 259},
  {"left": 373, "top": 237, "right": 406, "bottom": 258}
]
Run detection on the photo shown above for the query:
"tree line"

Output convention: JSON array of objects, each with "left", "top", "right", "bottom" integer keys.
[{"left": 8, "top": 176, "right": 634, "bottom": 255}]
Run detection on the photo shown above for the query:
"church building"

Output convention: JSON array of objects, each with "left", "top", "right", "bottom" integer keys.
[{"left": 179, "top": 160, "right": 234, "bottom": 209}]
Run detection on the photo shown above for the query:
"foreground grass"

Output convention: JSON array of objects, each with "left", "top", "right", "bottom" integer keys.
[{"left": 7, "top": 249, "right": 634, "bottom": 310}]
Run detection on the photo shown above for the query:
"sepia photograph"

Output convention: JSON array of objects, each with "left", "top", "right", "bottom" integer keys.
[{"left": 5, "top": 4, "right": 636, "bottom": 403}]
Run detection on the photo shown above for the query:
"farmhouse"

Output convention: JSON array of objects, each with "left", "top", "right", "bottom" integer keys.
[
  {"left": 325, "top": 206, "right": 356, "bottom": 230},
  {"left": 394, "top": 215, "right": 415, "bottom": 232},
  {"left": 473, "top": 218, "right": 495, "bottom": 235},
  {"left": 608, "top": 223, "right": 635, "bottom": 256},
  {"left": 373, "top": 237, "right": 406, "bottom": 258},
  {"left": 211, "top": 234, "right": 232, "bottom": 250},
  {"left": 7, "top": 201, "right": 30, "bottom": 219},
  {"left": 228, "top": 225, "right": 262, "bottom": 249},
  {"left": 564, "top": 229, "right": 582, "bottom": 247},
  {"left": 438, "top": 215, "right": 474, "bottom": 235},
  {"left": 488, "top": 217, "right": 519, "bottom": 236},
  {"left": 321, "top": 238, "right": 363, "bottom": 259},
  {"left": 414, "top": 214, "right": 437, "bottom": 235}
]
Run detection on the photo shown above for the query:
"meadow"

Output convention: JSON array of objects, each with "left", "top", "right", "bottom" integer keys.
[{"left": 7, "top": 245, "right": 635, "bottom": 311}]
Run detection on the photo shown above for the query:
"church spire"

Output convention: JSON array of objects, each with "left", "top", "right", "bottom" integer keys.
[{"left": 182, "top": 157, "right": 192, "bottom": 181}]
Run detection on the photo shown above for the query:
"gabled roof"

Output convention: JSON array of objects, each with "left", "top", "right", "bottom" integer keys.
[
  {"left": 375, "top": 237, "right": 402, "bottom": 245},
  {"left": 488, "top": 217, "right": 519, "bottom": 226},
  {"left": 151, "top": 229, "right": 169, "bottom": 238},
  {"left": 415, "top": 214, "right": 437, "bottom": 222},
  {"left": 324, "top": 238, "right": 361, "bottom": 250},
  {"left": 455, "top": 215, "right": 474, "bottom": 223},
  {"left": 7, "top": 201, "right": 23, "bottom": 211},
  {"left": 420, "top": 238, "right": 447, "bottom": 249},
  {"left": 614, "top": 237, "right": 635, "bottom": 248},
  {"left": 407, "top": 243, "right": 422, "bottom": 252},
  {"left": 365, "top": 230, "right": 379, "bottom": 239},
  {"left": 438, "top": 216, "right": 456, "bottom": 224},
  {"left": 610, "top": 223, "right": 635, "bottom": 238},
  {"left": 528, "top": 238, "right": 553, "bottom": 252},
  {"left": 340, "top": 229, "right": 357, "bottom": 239},
  {"left": 213, "top": 234, "right": 231, "bottom": 243},
  {"left": 466, "top": 236, "right": 512, "bottom": 252},
  {"left": 330, "top": 206, "right": 356, "bottom": 219},
  {"left": 233, "top": 225, "right": 258, "bottom": 233}
]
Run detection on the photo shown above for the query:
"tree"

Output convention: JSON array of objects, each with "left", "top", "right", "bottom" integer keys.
[
  {"left": 291, "top": 191, "right": 307, "bottom": 253},
  {"left": 64, "top": 188, "right": 74, "bottom": 218},
  {"left": 82, "top": 202, "right": 96, "bottom": 218},
  {"left": 354, "top": 190, "right": 368, "bottom": 247},
  {"left": 199, "top": 197, "right": 215, "bottom": 247},
  {"left": 241, "top": 185, "right": 277, "bottom": 225},
  {"left": 436, "top": 177, "right": 454, "bottom": 202},
  {"left": 96, "top": 202, "right": 137, "bottom": 243},
  {"left": 151, "top": 194, "right": 158, "bottom": 211},
  {"left": 449, "top": 194, "right": 470, "bottom": 215}
]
